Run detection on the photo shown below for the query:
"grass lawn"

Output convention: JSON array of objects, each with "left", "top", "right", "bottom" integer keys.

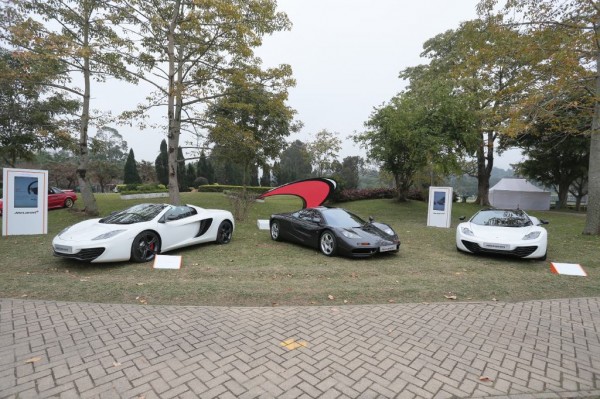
[{"left": 0, "top": 192, "right": 598, "bottom": 307}]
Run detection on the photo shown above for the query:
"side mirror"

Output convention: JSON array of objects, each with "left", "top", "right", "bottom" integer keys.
[
  {"left": 540, "top": 219, "right": 549, "bottom": 225},
  {"left": 459, "top": 216, "right": 466, "bottom": 221},
  {"left": 368, "top": 216, "right": 374, "bottom": 223}
]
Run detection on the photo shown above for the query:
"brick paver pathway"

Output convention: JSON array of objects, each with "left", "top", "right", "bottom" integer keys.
[{"left": 1, "top": 298, "right": 600, "bottom": 398}]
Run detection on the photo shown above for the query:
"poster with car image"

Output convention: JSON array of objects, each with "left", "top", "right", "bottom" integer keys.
[
  {"left": 427, "top": 187, "right": 452, "bottom": 228},
  {"left": 2, "top": 168, "right": 48, "bottom": 236}
]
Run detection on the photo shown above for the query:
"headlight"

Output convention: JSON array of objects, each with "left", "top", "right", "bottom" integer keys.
[
  {"left": 461, "top": 227, "right": 474, "bottom": 236},
  {"left": 92, "top": 230, "right": 126, "bottom": 240},
  {"left": 342, "top": 230, "right": 360, "bottom": 239},
  {"left": 522, "top": 231, "right": 541, "bottom": 240}
]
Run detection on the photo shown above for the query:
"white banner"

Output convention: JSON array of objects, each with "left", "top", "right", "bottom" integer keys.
[{"left": 2, "top": 168, "right": 48, "bottom": 235}]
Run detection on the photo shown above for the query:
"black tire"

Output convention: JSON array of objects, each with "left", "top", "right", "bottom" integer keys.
[
  {"left": 270, "top": 220, "right": 281, "bottom": 241},
  {"left": 131, "top": 231, "right": 160, "bottom": 262},
  {"left": 64, "top": 198, "right": 74, "bottom": 208},
  {"left": 216, "top": 220, "right": 233, "bottom": 244},
  {"left": 538, "top": 252, "right": 547, "bottom": 261},
  {"left": 319, "top": 230, "right": 337, "bottom": 257}
]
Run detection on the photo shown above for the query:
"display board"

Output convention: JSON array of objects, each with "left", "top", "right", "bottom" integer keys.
[
  {"left": 2, "top": 168, "right": 48, "bottom": 235},
  {"left": 426, "top": 186, "right": 453, "bottom": 228}
]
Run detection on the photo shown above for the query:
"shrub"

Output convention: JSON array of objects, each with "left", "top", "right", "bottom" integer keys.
[
  {"left": 120, "top": 183, "right": 169, "bottom": 195},
  {"left": 225, "top": 189, "right": 260, "bottom": 222},
  {"left": 197, "top": 184, "right": 271, "bottom": 194},
  {"left": 331, "top": 187, "right": 427, "bottom": 203}
]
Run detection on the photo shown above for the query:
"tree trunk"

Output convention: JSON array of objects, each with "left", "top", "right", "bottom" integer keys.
[
  {"left": 475, "top": 131, "right": 493, "bottom": 207},
  {"left": 557, "top": 184, "right": 569, "bottom": 210},
  {"left": 583, "top": 48, "right": 600, "bottom": 234},
  {"left": 76, "top": 3, "right": 98, "bottom": 216},
  {"left": 166, "top": 1, "right": 182, "bottom": 206}
]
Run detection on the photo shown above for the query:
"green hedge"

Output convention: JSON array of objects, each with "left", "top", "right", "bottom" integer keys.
[
  {"left": 197, "top": 184, "right": 271, "bottom": 194},
  {"left": 118, "top": 183, "right": 168, "bottom": 195}
]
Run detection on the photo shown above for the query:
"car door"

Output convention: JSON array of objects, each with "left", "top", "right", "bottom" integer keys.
[
  {"left": 155, "top": 206, "right": 203, "bottom": 251},
  {"left": 47, "top": 188, "right": 61, "bottom": 209},
  {"left": 289, "top": 209, "right": 322, "bottom": 247}
]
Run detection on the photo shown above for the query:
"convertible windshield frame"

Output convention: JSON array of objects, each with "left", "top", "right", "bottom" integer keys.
[
  {"left": 470, "top": 209, "right": 532, "bottom": 227},
  {"left": 100, "top": 203, "right": 168, "bottom": 224}
]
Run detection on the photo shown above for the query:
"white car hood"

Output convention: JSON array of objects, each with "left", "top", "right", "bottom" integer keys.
[
  {"left": 467, "top": 223, "right": 538, "bottom": 240},
  {"left": 58, "top": 219, "right": 133, "bottom": 242}
]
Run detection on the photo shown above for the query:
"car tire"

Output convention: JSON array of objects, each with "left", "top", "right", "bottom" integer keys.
[
  {"left": 64, "top": 198, "right": 74, "bottom": 208},
  {"left": 319, "top": 230, "right": 337, "bottom": 257},
  {"left": 131, "top": 231, "right": 160, "bottom": 262},
  {"left": 216, "top": 221, "right": 233, "bottom": 244},
  {"left": 538, "top": 252, "right": 547, "bottom": 261},
  {"left": 270, "top": 220, "right": 281, "bottom": 241}
]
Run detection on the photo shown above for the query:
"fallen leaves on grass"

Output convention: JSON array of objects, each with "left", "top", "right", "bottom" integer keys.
[
  {"left": 444, "top": 293, "right": 457, "bottom": 300},
  {"left": 328, "top": 295, "right": 335, "bottom": 300}
]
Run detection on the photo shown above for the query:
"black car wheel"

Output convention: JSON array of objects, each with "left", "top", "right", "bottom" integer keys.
[
  {"left": 270, "top": 220, "right": 281, "bottom": 241},
  {"left": 320, "top": 230, "right": 337, "bottom": 256},
  {"left": 131, "top": 231, "right": 160, "bottom": 262},
  {"left": 64, "top": 198, "right": 74, "bottom": 208},
  {"left": 216, "top": 220, "right": 233, "bottom": 244}
]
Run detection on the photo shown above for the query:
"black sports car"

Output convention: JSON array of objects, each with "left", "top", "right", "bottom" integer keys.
[{"left": 269, "top": 207, "right": 400, "bottom": 257}]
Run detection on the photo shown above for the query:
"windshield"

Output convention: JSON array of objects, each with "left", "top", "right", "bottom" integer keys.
[
  {"left": 321, "top": 208, "right": 366, "bottom": 228},
  {"left": 100, "top": 203, "right": 167, "bottom": 224},
  {"left": 471, "top": 209, "right": 532, "bottom": 227}
]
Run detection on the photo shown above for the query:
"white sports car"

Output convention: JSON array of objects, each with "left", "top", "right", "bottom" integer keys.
[
  {"left": 52, "top": 203, "right": 234, "bottom": 263},
  {"left": 456, "top": 208, "right": 548, "bottom": 260}
]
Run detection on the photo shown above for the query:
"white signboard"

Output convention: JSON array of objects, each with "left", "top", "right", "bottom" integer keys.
[
  {"left": 427, "top": 186, "right": 453, "bottom": 228},
  {"left": 2, "top": 168, "right": 48, "bottom": 235}
]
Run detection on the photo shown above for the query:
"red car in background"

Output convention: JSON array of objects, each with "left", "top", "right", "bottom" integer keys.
[{"left": 0, "top": 187, "right": 77, "bottom": 216}]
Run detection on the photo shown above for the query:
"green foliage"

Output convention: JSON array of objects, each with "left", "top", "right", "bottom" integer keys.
[
  {"left": 196, "top": 151, "right": 214, "bottom": 184},
  {"left": 0, "top": 49, "right": 79, "bottom": 167},
  {"left": 119, "top": 183, "right": 168, "bottom": 195},
  {"left": 197, "top": 184, "right": 270, "bottom": 194},
  {"left": 273, "top": 140, "right": 312, "bottom": 185},
  {"left": 308, "top": 130, "right": 342, "bottom": 177},
  {"left": 206, "top": 68, "right": 299, "bottom": 186},
  {"left": 116, "top": 0, "right": 293, "bottom": 204},
  {"left": 123, "top": 149, "right": 141, "bottom": 185},
  {"left": 154, "top": 139, "right": 168, "bottom": 186}
]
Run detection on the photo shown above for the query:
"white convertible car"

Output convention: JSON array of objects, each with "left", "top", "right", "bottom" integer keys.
[
  {"left": 52, "top": 203, "right": 234, "bottom": 263},
  {"left": 456, "top": 208, "right": 548, "bottom": 260}
]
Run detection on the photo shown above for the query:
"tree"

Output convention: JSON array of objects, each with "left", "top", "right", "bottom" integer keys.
[
  {"left": 2, "top": 0, "right": 134, "bottom": 215},
  {"left": 117, "top": 0, "right": 292, "bottom": 205},
  {"left": 502, "top": 90, "right": 592, "bottom": 209},
  {"left": 123, "top": 149, "right": 141, "bottom": 184},
  {"left": 334, "top": 156, "right": 363, "bottom": 190},
  {"left": 89, "top": 126, "right": 128, "bottom": 192},
  {"left": 274, "top": 140, "right": 313, "bottom": 185},
  {"left": 0, "top": 49, "right": 78, "bottom": 167},
  {"left": 357, "top": 95, "right": 430, "bottom": 201},
  {"left": 357, "top": 85, "right": 475, "bottom": 201},
  {"left": 308, "top": 130, "right": 342, "bottom": 177},
  {"left": 477, "top": 0, "right": 600, "bottom": 233},
  {"left": 404, "top": 18, "right": 536, "bottom": 205},
  {"left": 154, "top": 139, "right": 169, "bottom": 186},
  {"left": 206, "top": 70, "right": 298, "bottom": 188},
  {"left": 185, "top": 163, "right": 196, "bottom": 190},
  {"left": 260, "top": 164, "right": 272, "bottom": 187},
  {"left": 176, "top": 146, "right": 186, "bottom": 192},
  {"left": 196, "top": 150, "right": 214, "bottom": 184},
  {"left": 138, "top": 160, "right": 157, "bottom": 184}
]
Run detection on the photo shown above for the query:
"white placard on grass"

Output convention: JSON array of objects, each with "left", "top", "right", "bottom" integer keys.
[
  {"left": 550, "top": 262, "right": 587, "bottom": 277},
  {"left": 153, "top": 255, "right": 182, "bottom": 270}
]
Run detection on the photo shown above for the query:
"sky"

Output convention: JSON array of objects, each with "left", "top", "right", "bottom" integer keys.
[{"left": 93, "top": 0, "right": 522, "bottom": 170}]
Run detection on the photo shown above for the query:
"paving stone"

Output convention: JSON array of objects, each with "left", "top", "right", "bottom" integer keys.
[{"left": 2, "top": 298, "right": 600, "bottom": 398}]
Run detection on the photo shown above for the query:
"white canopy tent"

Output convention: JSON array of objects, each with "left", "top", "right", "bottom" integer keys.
[{"left": 489, "top": 178, "right": 551, "bottom": 210}]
